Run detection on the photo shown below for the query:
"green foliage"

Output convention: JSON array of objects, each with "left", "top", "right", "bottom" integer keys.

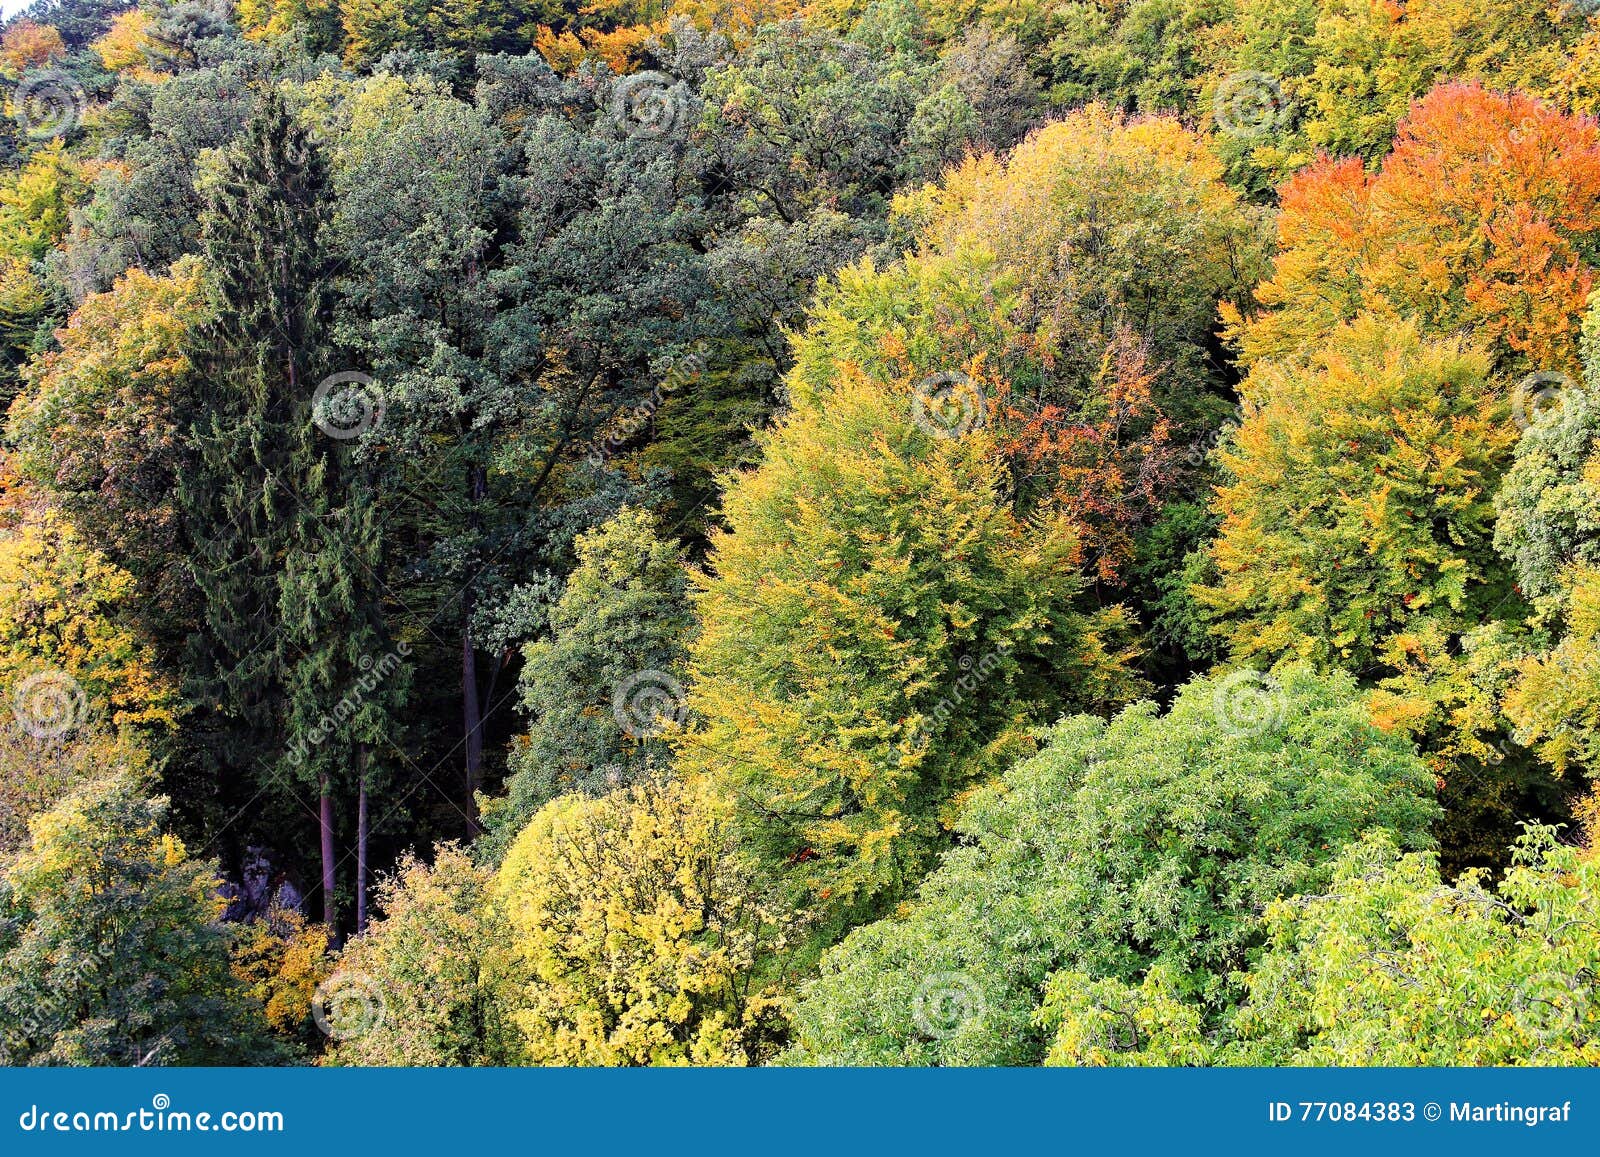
[
  {"left": 1218, "top": 829, "right": 1600, "bottom": 1065},
  {"left": 179, "top": 89, "right": 333, "bottom": 784},
  {"left": 0, "top": 776, "right": 283, "bottom": 1066},
  {"left": 324, "top": 845, "right": 517, "bottom": 1066},
  {"left": 786, "top": 666, "right": 1439, "bottom": 1065},
  {"left": 482, "top": 507, "right": 691, "bottom": 860},
  {"left": 1495, "top": 295, "right": 1600, "bottom": 610},
  {"left": 699, "top": 15, "right": 963, "bottom": 225}
]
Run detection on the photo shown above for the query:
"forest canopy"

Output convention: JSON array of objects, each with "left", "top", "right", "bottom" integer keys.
[{"left": 0, "top": 0, "right": 1598, "bottom": 1068}]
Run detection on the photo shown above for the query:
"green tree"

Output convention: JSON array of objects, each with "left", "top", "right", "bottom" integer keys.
[
  {"left": 480, "top": 506, "right": 691, "bottom": 861},
  {"left": 1199, "top": 829, "right": 1600, "bottom": 1066},
  {"left": 1494, "top": 294, "right": 1600, "bottom": 611},
  {"left": 786, "top": 666, "right": 1439, "bottom": 1065},
  {"left": 180, "top": 89, "right": 368, "bottom": 927},
  {"left": 330, "top": 69, "right": 719, "bottom": 829},
  {"left": 323, "top": 844, "right": 517, "bottom": 1066},
  {"left": 0, "top": 776, "right": 283, "bottom": 1066}
]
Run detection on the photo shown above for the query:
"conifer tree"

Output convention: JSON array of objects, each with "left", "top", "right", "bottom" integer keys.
[{"left": 181, "top": 90, "right": 402, "bottom": 929}]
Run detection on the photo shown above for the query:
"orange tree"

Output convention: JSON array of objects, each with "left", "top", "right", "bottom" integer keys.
[{"left": 1231, "top": 83, "right": 1600, "bottom": 380}]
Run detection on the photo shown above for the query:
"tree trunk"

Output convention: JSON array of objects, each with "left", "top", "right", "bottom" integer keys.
[
  {"left": 356, "top": 745, "right": 370, "bottom": 933},
  {"left": 460, "top": 463, "right": 487, "bottom": 834},
  {"left": 461, "top": 607, "right": 483, "bottom": 833},
  {"left": 318, "top": 772, "right": 337, "bottom": 928}
]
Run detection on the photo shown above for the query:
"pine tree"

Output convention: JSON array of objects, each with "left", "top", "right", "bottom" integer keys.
[{"left": 180, "top": 90, "right": 403, "bottom": 929}]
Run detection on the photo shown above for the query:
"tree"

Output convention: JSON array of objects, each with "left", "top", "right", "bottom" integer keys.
[
  {"left": 480, "top": 506, "right": 691, "bottom": 861},
  {"left": 331, "top": 66, "right": 722, "bottom": 832},
  {"left": 0, "top": 776, "right": 283, "bottom": 1066},
  {"left": 0, "top": 19, "right": 67, "bottom": 73},
  {"left": 0, "top": 143, "right": 83, "bottom": 400},
  {"left": 1196, "top": 829, "right": 1600, "bottom": 1066},
  {"left": 787, "top": 105, "right": 1266, "bottom": 583},
  {"left": 229, "top": 905, "right": 335, "bottom": 1052},
  {"left": 679, "top": 356, "right": 1141, "bottom": 928},
  {"left": 1230, "top": 84, "right": 1600, "bottom": 380},
  {"left": 323, "top": 845, "right": 517, "bottom": 1066},
  {"left": 1199, "top": 0, "right": 1598, "bottom": 191},
  {"left": 1496, "top": 275, "right": 1600, "bottom": 781},
  {"left": 1202, "top": 315, "right": 1515, "bottom": 678},
  {"left": 8, "top": 257, "right": 212, "bottom": 633},
  {"left": 0, "top": 474, "right": 174, "bottom": 858},
  {"left": 180, "top": 89, "right": 376, "bottom": 929},
  {"left": 786, "top": 665, "right": 1439, "bottom": 1065},
  {"left": 491, "top": 776, "right": 798, "bottom": 1066},
  {"left": 1493, "top": 369, "right": 1600, "bottom": 612},
  {"left": 0, "top": 496, "right": 178, "bottom": 741}
]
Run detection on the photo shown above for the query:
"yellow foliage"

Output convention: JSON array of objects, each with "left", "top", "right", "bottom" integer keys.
[
  {"left": 92, "top": 11, "right": 163, "bottom": 80},
  {"left": 0, "top": 487, "right": 179, "bottom": 736},
  {"left": 492, "top": 777, "right": 798, "bottom": 1065},
  {"left": 230, "top": 908, "right": 335, "bottom": 1039}
]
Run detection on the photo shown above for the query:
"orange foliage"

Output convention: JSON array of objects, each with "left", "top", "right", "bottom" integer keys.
[
  {"left": 0, "top": 20, "right": 65, "bottom": 73},
  {"left": 997, "top": 329, "right": 1178, "bottom": 585},
  {"left": 1234, "top": 83, "right": 1600, "bottom": 377}
]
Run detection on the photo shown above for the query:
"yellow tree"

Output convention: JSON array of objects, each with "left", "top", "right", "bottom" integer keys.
[
  {"left": 678, "top": 356, "right": 1139, "bottom": 925},
  {"left": 491, "top": 777, "right": 796, "bottom": 1065}
]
